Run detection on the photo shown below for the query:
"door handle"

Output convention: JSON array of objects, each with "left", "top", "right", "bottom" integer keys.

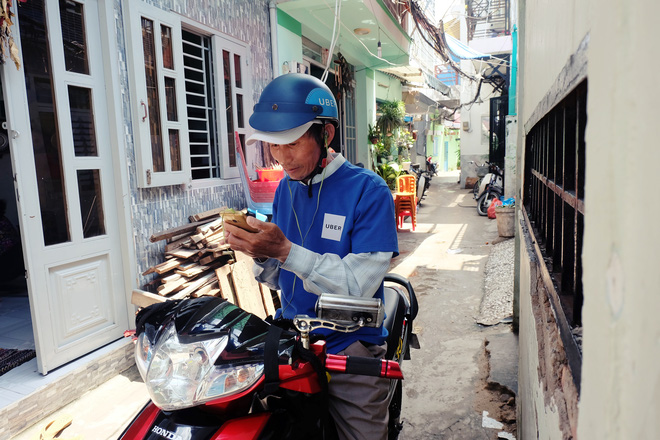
[
  {"left": 140, "top": 100, "right": 148, "bottom": 122},
  {"left": 3, "top": 122, "right": 20, "bottom": 139}
]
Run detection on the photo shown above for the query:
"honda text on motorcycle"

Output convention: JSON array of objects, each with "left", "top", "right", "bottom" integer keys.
[{"left": 119, "top": 274, "right": 418, "bottom": 440}]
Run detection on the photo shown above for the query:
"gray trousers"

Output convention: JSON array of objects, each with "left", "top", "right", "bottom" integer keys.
[{"left": 328, "top": 341, "right": 390, "bottom": 440}]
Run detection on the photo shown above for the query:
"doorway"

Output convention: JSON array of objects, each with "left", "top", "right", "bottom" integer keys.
[
  {"left": 0, "top": 76, "right": 33, "bottom": 353},
  {"left": 2, "top": 0, "right": 130, "bottom": 374}
]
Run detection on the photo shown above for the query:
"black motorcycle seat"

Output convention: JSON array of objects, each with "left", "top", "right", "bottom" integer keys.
[{"left": 382, "top": 285, "right": 406, "bottom": 361}]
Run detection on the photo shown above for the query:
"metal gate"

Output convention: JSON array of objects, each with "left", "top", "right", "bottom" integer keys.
[{"left": 489, "top": 95, "right": 508, "bottom": 168}]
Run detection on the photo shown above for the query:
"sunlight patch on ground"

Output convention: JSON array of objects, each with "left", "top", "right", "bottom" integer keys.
[{"left": 391, "top": 223, "right": 486, "bottom": 278}]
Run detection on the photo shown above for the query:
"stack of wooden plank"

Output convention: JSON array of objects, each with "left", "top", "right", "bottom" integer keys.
[{"left": 131, "top": 207, "right": 279, "bottom": 319}]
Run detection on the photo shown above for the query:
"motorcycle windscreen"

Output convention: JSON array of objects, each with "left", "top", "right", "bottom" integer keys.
[{"left": 174, "top": 297, "right": 297, "bottom": 364}]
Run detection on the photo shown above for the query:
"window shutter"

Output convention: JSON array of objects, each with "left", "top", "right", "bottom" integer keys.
[{"left": 125, "top": 2, "right": 191, "bottom": 187}]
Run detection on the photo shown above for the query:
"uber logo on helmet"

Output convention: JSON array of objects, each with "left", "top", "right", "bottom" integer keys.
[
  {"left": 322, "top": 213, "right": 345, "bottom": 241},
  {"left": 318, "top": 97, "right": 335, "bottom": 107}
]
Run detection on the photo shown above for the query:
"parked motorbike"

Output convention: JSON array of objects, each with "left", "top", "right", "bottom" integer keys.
[
  {"left": 425, "top": 156, "right": 438, "bottom": 176},
  {"left": 469, "top": 161, "right": 489, "bottom": 199},
  {"left": 410, "top": 163, "right": 431, "bottom": 205},
  {"left": 475, "top": 163, "right": 504, "bottom": 216},
  {"left": 119, "top": 273, "right": 419, "bottom": 440}
]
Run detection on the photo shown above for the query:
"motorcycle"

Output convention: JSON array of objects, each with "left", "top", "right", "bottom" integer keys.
[
  {"left": 469, "top": 161, "right": 489, "bottom": 199},
  {"left": 475, "top": 163, "right": 504, "bottom": 216},
  {"left": 425, "top": 156, "right": 438, "bottom": 176},
  {"left": 119, "top": 273, "right": 419, "bottom": 440},
  {"left": 410, "top": 163, "right": 431, "bottom": 205}
]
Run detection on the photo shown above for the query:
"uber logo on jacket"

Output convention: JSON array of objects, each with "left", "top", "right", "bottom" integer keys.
[{"left": 321, "top": 213, "right": 346, "bottom": 241}]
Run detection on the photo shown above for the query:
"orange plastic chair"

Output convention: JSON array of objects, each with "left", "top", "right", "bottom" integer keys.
[
  {"left": 396, "top": 174, "right": 416, "bottom": 195},
  {"left": 394, "top": 193, "right": 416, "bottom": 231}
]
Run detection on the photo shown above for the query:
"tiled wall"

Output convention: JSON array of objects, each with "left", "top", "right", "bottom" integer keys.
[{"left": 111, "top": 0, "right": 273, "bottom": 286}]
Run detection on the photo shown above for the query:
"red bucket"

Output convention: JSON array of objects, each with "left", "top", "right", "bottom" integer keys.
[{"left": 257, "top": 168, "right": 284, "bottom": 182}]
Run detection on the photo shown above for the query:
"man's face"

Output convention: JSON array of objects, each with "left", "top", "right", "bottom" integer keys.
[{"left": 269, "top": 132, "right": 321, "bottom": 182}]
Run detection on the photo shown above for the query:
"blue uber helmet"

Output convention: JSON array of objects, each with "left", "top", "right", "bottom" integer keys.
[{"left": 247, "top": 74, "right": 338, "bottom": 147}]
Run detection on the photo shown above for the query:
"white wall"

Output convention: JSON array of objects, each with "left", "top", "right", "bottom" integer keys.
[
  {"left": 578, "top": 1, "right": 660, "bottom": 438},
  {"left": 518, "top": 0, "right": 660, "bottom": 437},
  {"left": 458, "top": 59, "right": 496, "bottom": 186},
  {"left": 374, "top": 71, "right": 402, "bottom": 102},
  {"left": 519, "top": 0, "right": 591, "bottom": 125},
  {"left": 356, "top": 68, "right": 376, "bottom": 168},
  {"left": 276, "top": 24, "right": 303, "bottom": 77}
]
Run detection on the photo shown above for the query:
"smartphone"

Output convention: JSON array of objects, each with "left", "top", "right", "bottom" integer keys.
[{"left": 223, "top": 210, "right": 258, "bottom": 233}]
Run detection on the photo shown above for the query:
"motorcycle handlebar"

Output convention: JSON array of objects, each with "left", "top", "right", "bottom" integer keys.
[{"left": 325, "top": 354, "right": 404, "bottom": 380}]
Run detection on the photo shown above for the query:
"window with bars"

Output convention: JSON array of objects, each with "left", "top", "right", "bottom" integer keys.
[
  {"left": 182, "top": 31, "right": 219, "bottom": 180},
  {"left": 523, "top": 80, "right": 587, "bottom": 328},
  {"left": 126, "top": 2, "right": 251, "bottom": 186}
]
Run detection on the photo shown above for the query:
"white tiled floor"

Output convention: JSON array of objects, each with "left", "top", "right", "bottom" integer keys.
[
  {"left": 0, "top": 292, "right": 40, "bottom": 410},
  {"left": 0, "top": 291, "right": 118, "bottom": 411},
  {"left": 0, "top": 294, "right": 34, "bottom": 350}
]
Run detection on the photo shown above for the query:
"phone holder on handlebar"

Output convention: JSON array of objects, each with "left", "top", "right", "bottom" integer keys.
[{"left": 293, "top": 294, "right": 384, "bottom": 349}]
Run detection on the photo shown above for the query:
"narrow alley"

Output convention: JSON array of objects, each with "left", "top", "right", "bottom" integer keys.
[{"left": 391, "top": 171, "right": 517, "bottom": 440}]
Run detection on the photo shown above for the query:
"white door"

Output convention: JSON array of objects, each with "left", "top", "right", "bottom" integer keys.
[{"left": 1, "top": 0, "right": 129, "bottom": 374}]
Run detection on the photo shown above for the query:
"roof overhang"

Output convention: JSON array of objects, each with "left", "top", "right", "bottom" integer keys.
[
  {"left": 277, "top": 0, "right": 411, "bottom": 68},
  {"left": 379, "top": 64, "right": 451, "bottom": 96},
  {"left": 402, "top": 87, "right": 459, "bottom": 116}
]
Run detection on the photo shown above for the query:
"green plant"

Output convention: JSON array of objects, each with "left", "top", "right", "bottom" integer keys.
[
  {"left": 376, "top": 100, "right": 406, "bottom": 137},
  {"left": 395, "top": 129, "right": 415, "bottom": 162},
  {"left": 376, "top": 161, "right": 404, "bottom": 191},
  {"left": 368, "top": 124, "right": 381, "bottom": 144}
]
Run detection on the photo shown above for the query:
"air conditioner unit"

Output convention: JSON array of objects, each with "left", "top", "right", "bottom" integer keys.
[
  {"left": 462, "top": 121, "right": 470, "bottom": 131},
  {"left": 474, "top": 22, "right": 496, "bottom": 39}
]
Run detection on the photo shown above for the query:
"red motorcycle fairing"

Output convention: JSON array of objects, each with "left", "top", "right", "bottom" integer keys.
[
  {"left": 210, "top": 413, "right": 270, "bottom": 439},
  {"left": 119, "top": 402, "right": 160, "bottom": 439},
  {"left": 118, "top": 403, "right": 271, "bottom": 440}
]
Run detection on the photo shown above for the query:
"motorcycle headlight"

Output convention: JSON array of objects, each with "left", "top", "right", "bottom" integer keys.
[{"left": 140, "top": 322, "right": 264, "bottom": 411}]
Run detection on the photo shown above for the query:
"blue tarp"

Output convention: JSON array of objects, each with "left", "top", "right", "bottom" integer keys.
[{"left": 445, "top": 34, "right": 489, "bottom": 60}]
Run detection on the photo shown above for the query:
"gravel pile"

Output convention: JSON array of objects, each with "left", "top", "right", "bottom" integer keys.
[{"left": 477, "top": 238, "right": 515, "bottom": 326}]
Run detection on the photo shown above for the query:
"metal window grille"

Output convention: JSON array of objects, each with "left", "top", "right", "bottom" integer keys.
[
  {"left": 466, "top": 0, "right": 510, "bottom": 41},
  {"left": 524, "top": 80, "right": 587, "bottom": 328},
  {"left": 182, "top": 30, "right": 219, "bottom": 180}
]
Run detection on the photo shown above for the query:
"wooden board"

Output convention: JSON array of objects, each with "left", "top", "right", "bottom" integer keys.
[
  {"left": 166, "top": 248, "right": 199, "bottom": 259},
  {"left": 189, "top": 206, "right": 228, "bottom": 222},
  {"left": 215, "top": 265, "right": 235, "bottom": 304},
  {"left": 192, "top": 280, "right": 219, "bottom": 297},
  {"left": 164, "top": 235, "right": 192, "bottom": 252},
  {"left": 150, "top": 220, "right": 209, "bottom": 242},
  {"left": 132, "top": 289, "right": 167, "bottom": 308},
  {"left": 230, "top": 259, "right": 266, "bottom": 319},
  {"left": 154, "top": 258, "right": 182, "bottom": 274},
  {"left": 169, "top": 272, "right": 217, "bottom": 300},
  {"left": 157, "top": 277, "right": 186, "bottom": 295},
  {"left": 260, "top": 284, "right": 277, "bottom": 317}
]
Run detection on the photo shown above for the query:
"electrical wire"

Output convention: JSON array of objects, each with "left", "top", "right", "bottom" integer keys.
[
  {"left": 321, "top": 0, "right": 341, "bottom": 83},
  {"left": 281, "top": 166, "right": 328, "bottom": 317}
]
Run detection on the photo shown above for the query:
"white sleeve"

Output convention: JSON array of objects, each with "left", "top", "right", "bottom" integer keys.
[{"left": 280, "top": 243, "right": 392, "bottom": 297}]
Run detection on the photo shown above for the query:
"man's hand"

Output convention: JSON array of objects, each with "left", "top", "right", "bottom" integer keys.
[{"left": 224, "top": 216, "right": 292, "bottom": 263}]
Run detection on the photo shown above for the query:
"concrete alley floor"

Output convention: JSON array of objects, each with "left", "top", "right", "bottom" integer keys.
[
  {"left": 10, "top": 171, "right": 518, "bottom": 440},
  {"left": 391, "top": 171, "right": 517, "bottom": 440}
]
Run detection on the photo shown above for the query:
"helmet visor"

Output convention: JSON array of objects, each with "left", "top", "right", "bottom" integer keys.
[{"left": 246, "top": 120, "right": 319, "bottom": 146}]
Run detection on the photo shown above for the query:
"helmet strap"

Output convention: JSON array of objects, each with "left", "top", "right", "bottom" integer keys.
[{"left": 291, "top": 124, "right": 329, "bottom": 197}]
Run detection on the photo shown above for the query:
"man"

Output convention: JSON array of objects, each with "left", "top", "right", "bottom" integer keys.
[{"left": 224, "top": 73, "right": 398, "bottom": 440}]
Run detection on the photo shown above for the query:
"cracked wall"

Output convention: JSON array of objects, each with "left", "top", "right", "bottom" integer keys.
[{"left": 518, "top": 220, "right": 578, "bottom": 439}]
